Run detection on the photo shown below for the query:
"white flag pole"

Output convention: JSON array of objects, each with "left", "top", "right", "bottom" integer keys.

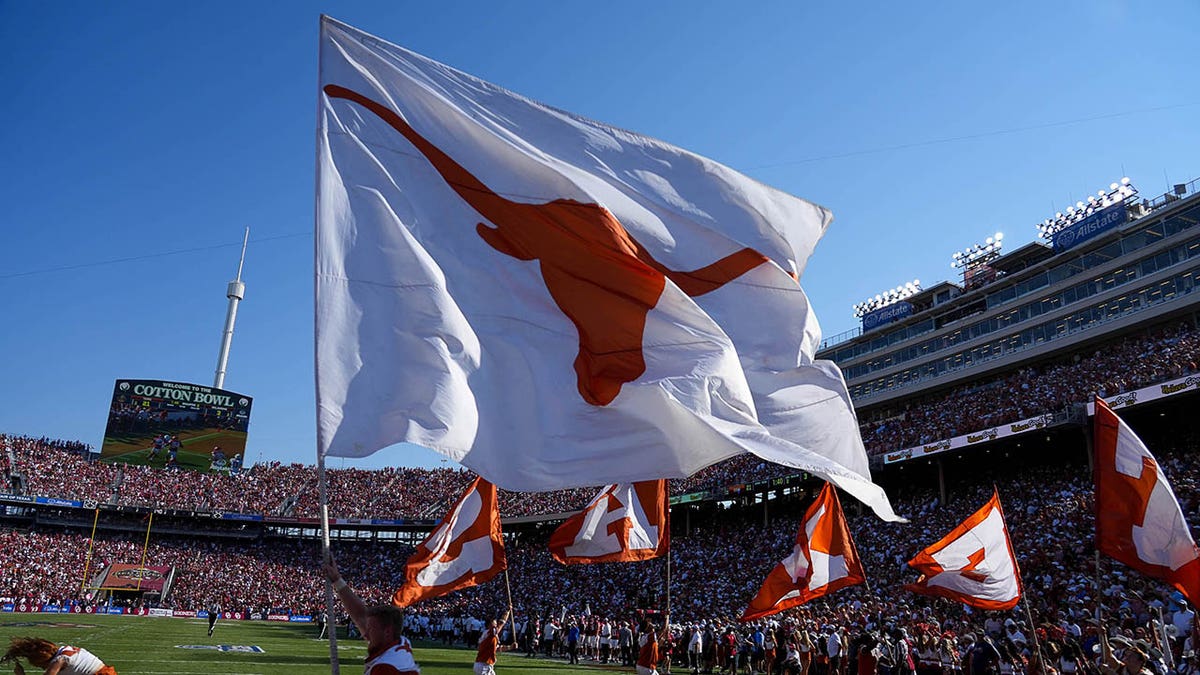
[
  {"left": 314, "top": 399, "right": 343, "bottom": 663},
  {"left": 315, "top": 16, "right": 341, "bottom": 674},
  {"left": 318, "top": 452, "right": 341, "bottom": 674}
]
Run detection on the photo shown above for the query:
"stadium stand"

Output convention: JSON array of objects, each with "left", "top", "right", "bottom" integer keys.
[{"left": 2, "top": 177, "right": 1199, "bottom": 674}]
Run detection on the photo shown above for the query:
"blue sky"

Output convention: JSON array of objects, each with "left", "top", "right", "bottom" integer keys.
[{"left": 2, "top": 1, "right": 1197, "bottom": 469}]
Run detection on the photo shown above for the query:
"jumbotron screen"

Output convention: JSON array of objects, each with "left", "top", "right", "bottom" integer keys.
[{"left": 100, "top": 379, "right": 252, "bottom": 472}]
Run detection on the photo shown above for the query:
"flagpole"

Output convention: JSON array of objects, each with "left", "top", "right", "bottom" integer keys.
[
  {"left": 315, "top": 16, "right": 341, "bottom": 675},
  {"left": 318, "top": 451, "right": 341, "bottom": 674},
  {"left": 994, "top": 484, "right": 1043, "bottom": 675},
  {"left": 1155, "top": 606, "right": 1175, "bottom": 671},
  {"left": 504, "top": 569, "right": 517, "bottom": 646},
  {"left": 1021, "top": 597, "right": 1047, "bottom": 675},
  {"left": 136, "top": 512, "right": 153, "bottom": 592},
  {"left": 664, "top": 496, "right": 672, "bottom": 631},
  {"left": 80, "top": 507, "right": 100, "bottom": 594}
]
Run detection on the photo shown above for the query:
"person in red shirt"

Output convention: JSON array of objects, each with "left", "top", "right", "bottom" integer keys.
[{"left": 474, "top": 610, "right": 511, "bottom": 675}]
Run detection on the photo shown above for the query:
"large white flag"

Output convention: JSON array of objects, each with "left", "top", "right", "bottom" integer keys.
[{"left": 315, "top": 16, "right": 900, "bottom": 521}]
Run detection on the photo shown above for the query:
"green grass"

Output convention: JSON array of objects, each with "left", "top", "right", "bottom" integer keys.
[{"left": 0, "top": 614, "right": 616, "bottom": 674}]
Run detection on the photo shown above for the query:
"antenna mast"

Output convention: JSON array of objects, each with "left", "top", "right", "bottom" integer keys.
[{"left": 214, "top": 228, "right": 249, "bottom": 389}]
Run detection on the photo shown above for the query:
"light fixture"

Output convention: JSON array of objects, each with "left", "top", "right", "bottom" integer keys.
[
  {"left": 852, "top": 278, "right": 923, "bottom": 318},
  {"left": 1036, "top": 178, "right": 1138, "bottom": 241}
]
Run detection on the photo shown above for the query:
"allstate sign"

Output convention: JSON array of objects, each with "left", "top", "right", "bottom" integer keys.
[
  {"left": 862, "top": 301, "right": 913, "bottom": 331},
  {"left": 1052, "top": 204, "right": 1127, "bottom": 252}
]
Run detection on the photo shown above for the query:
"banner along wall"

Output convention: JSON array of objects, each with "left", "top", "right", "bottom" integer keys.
[{"left": 101, "top": 379, "right": 252, "bottom": 472}]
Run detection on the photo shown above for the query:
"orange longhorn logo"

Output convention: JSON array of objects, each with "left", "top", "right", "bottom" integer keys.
[{"left": 326, "top": 85, "right": 769, "bottom": 406}]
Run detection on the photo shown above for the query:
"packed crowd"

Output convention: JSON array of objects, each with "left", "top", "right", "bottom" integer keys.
[
  {"left": 3, "top": 433, "right": 1197, "bottom": 674},
  {"left": 0, "top": 434, "right": 768, "bottom": 519},
  {"left": 858, "top": 323, "right": 1200, "bottom": 455},
  {"left": 2, "top": 324, "right": 1197, "bottom": 522}
]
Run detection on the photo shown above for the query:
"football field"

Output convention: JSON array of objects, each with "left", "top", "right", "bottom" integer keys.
[{"left": 0, "top": 615, "right": 614, "bottom": 675}]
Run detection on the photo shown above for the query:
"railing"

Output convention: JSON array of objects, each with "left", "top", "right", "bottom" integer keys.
[
  {"left": 819, "top": 326, "right": 861, "bottom": 351},
  {"left": 1146, "top": 177, "right": 1200, "bottom": 210}
]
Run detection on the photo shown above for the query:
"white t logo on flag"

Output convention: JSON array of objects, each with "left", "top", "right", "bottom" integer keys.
[
  {"left": 393, "top": 477, "right": 506, "bottom": 606},
  {"left": 564, "top": 484, "right": 659, "bottom": 559},
  {"left": 1094, "top": 397, "right": 1200, "bottom": 605},
  {"left": 416, "top": 487, "right": 494, "bottom": 586},
  {"left": 905, "top": 489, "right": 1022, "bottom": 610},
  {"left": 741, "top": 482, "right": 866, "bottom": 621},
  {"left": 549, "top": 480, "right": 668, "bottom": 564}
]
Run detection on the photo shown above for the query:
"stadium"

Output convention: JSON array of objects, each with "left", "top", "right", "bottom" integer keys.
[{"left": 3, "top": 173, "right": 1198, "bottom": 673}]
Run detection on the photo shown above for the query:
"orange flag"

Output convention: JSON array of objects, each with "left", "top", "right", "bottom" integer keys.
[
  {"left": 904, "top": 489, "right": 1021, "bottom": 610},
  {"left": 741, "top": 483, "right": 865, "bottom": 621},
  {"left": 1094, "top": 396, "right": 1200, "bottom": 605},
  {"left": 549, "top": 480, "right": 668, "bottom": 564},
  {"left": 392, "top": 476, "right": 506, "bottom": 606}
]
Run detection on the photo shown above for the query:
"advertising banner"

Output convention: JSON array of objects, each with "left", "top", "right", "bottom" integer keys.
[
  {"left": 100, "top": 379, "right": 252, "bottom": 473},
  {"left": 1052, "top": 203, "right": 1128, "bottom": 252},
  {"left": 173, "top": 610, "right": 197, "bottom": 618},
  {"left": 267, "top": 614, "right": 290, "bottom": 622},
  {"left": 96, "top": 564, "right": 172, "bottom": 592},
  {"left": 289, "top": 615, "right": 314, "bottom": 623},
  {"left": 883, "top": 412, "right": 1059, "bottom": 465},
  {"left": 212, "top": 512, "right": 264, "bottom": 522},
  {"left": 862, "top": 301, "right": 913, "bottom": 332},
  {"left": 884, "top": 372, "right": 1200, "bottom": 465},
  {"left": 106, "top": 608, "right": 125, "bottom": 615},
  {"left": 1, "top": 604, "right": 13, "bottom": 613},
  {"left": 149, "top": 608, "right": 173, "bottom": 617},
  {"left": 35, "top": 497, "right": 84, "bottom": 509},
  {"left": 1085, "top": 373, "right": 1200, "bottom": 414}
]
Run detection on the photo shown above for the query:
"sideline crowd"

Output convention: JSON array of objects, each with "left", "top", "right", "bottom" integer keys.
[{"left": 2, "top": 438, "right": 1198, "bottom": 675}]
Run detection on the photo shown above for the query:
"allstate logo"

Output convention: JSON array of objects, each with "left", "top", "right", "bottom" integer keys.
[
  {"left": 119, "top": 382, "right": 130, "bottom": 391},
  {"left": 239, "top": 398, "right": 249, "bottom": 406},
  {"left": 1056, "top": 229, "right": 1076, "bottom": 248}
]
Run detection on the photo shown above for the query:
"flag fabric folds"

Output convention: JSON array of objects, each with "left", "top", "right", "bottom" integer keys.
[
  {"left": 904, "top": 489, "right": 1021, "bottom": 610},
  {"left": 741, "top": 483, "right": 865, "bottom": 621},
  {"left": 549, "top": 480, "right": 668, "bottom": 564},
  {"left": 1094, "top": 397, "right": 1200, "bottom": 605},
  {"left": 392, "top": 477, "right": 506, "bottom": 606},
  {"left": 315, "top": 16, "right": 900, "bottom": 521}
]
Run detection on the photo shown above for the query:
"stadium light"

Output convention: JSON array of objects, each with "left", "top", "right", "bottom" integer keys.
[
  {"left": 951, "top": 232, "right": 1004, "bottom": 270},
  {"left": 1035, "top": 178, "right": 1138, "bottom": 242},
  {"left": 853, "top": 278, "right": 923, "bottom": 318}
]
